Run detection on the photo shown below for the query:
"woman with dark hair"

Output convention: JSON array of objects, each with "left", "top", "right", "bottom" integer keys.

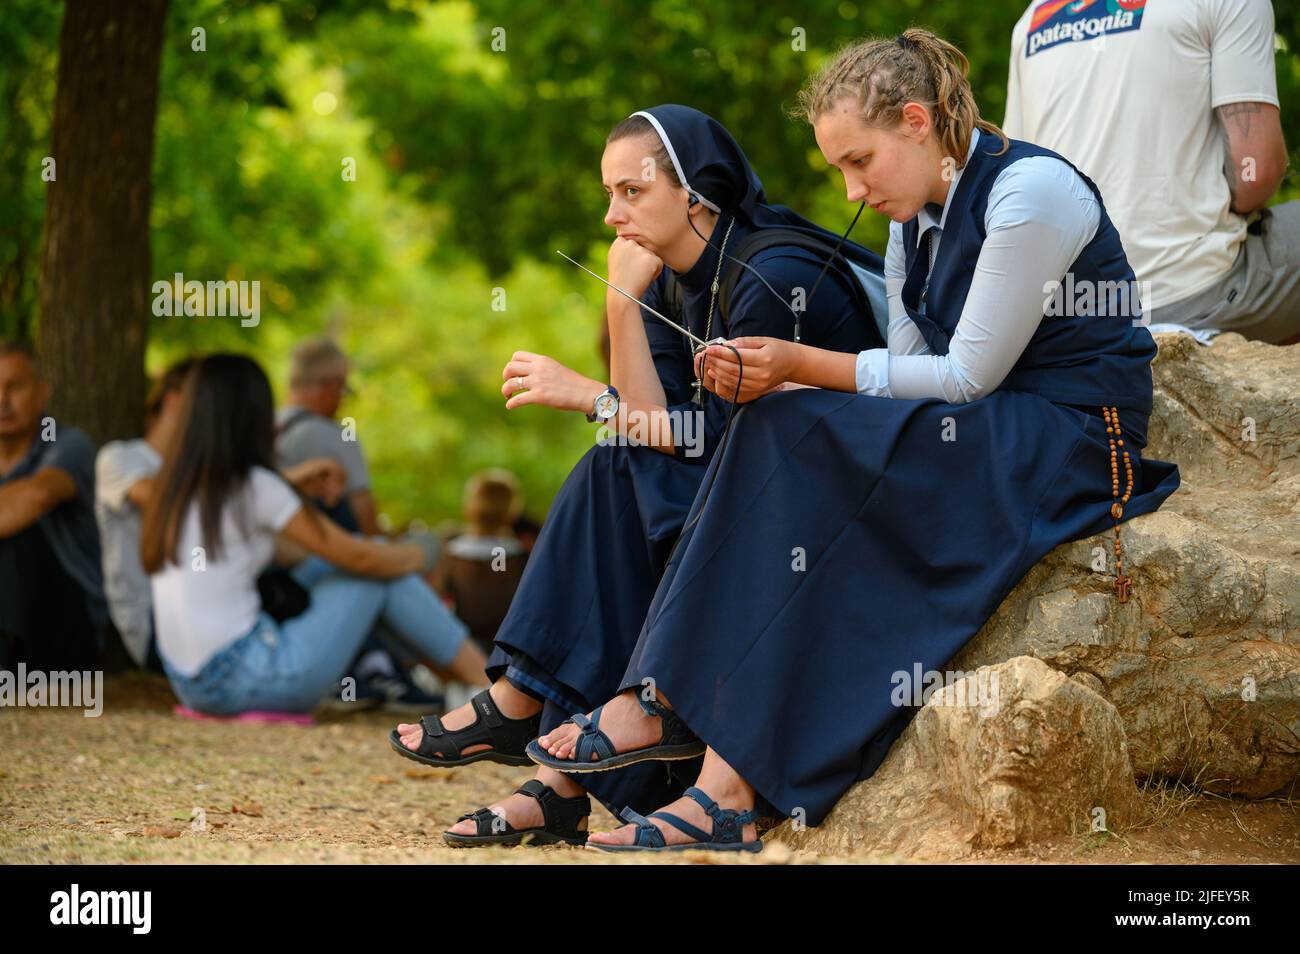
[
  {"left": 392, "top": 104, "right": 885, "bottom": 847},
  {"left": 532, "top": 29, "right": 1180, "bottom": 852},
  {"left": 141, "top": 353, "right": 486, "bottom": 715}
]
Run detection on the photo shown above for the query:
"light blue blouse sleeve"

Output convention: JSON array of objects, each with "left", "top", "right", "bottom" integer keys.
[
  {"left": 856, "top": 156, "right": 1100, "bottom": 402},
  {"left": 855, "top": 221, "right": 930, "bottom": 395}
]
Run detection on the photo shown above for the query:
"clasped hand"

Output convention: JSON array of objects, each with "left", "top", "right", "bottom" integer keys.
[{"left": 694, "top": 336, "right": 801, "bottom": 403}]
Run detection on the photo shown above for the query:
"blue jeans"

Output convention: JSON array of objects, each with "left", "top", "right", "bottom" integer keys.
[{"left": 164, "top": 557, "right": 468, "bottom": 714}]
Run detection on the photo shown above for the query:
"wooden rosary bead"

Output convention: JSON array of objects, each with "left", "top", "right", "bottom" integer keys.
[{"left": 1104, "top": 406, "right": 1135, "bottom": 604}]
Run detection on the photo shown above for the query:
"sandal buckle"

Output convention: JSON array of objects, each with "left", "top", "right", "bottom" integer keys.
[{"left": 634, "top": 691, "right": 664, "bottom": 718}]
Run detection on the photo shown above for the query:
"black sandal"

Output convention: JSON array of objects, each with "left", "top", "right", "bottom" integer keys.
[
  {"left": 442, "top": 779, "right": 591, "bottom": 848},
  {"left": 387, "top": 689, "right": 540, "bottom": 768}
]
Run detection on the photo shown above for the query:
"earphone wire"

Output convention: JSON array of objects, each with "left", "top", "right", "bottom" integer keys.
[
  {"left": 665, "top": 198, "right": 866, "bottom": 569},
  {"left": 805, "top": 201, "right": 866, "bottom": 306}
]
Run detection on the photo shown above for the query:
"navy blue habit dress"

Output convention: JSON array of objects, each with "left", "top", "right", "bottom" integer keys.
[
  {"left": 616, "top": 135, "right": 1182, "bottom": 827},
  {"left": 484, "top": 104, "right": 884, "bottom": 814}
]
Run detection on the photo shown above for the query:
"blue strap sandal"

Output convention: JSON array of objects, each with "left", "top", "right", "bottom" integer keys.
[
  {"left": 525, "top": 692, "right": 705, "bottom": 773},
  {"left": 588, "top": 786, "right": 763, "bottom": 853}
]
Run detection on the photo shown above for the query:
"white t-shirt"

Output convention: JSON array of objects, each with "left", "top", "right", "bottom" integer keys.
[
  {"left": 94, "top": 439, "right": 162, "bottom": 666},
  {"left": 150, "top": 466, "right": 303, "bottom": 677},
  {"left": 1003, "top": 0, "right": 1279, "bottom": 310}
]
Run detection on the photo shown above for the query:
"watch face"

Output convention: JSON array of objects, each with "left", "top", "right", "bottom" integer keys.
[{"left": 595, "top": 393, "right": 617, "bottom": 419}]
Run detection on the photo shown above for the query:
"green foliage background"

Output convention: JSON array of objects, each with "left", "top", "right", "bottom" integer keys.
[{"left": 3, "top": 0, "right": 1298, "bottom": 526}]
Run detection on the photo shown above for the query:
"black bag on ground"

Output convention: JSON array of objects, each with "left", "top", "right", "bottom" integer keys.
[{"left": 256, "top": 567, "right": 311, "bottom": 623}]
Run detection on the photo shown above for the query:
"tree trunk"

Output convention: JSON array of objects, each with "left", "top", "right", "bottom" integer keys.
[{"left": 37, "top": 0, "right": 169, "bottom": 444}]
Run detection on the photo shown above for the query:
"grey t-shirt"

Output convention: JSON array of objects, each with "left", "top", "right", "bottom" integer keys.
[
  {"left": 0, "top": 418, "right": 105, "bottom": 623},
  {"left": 94, "top": 438, "right": 161, "bottom": 666},
  {"left": 274, "top": 405, "right": 370, "bottom": 495}
]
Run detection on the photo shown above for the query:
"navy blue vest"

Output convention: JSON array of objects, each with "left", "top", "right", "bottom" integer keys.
[{"left": 901, "top": 136, "right": 1156, "bottom": 415}]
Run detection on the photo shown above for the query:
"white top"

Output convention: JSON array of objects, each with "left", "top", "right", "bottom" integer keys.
[
  {"left": 855, "top": 128, "right": 1100, "bottom": 402},
  {"left": 94, "top": 439, "right": 162, "bottom": 666},
  {"left": 150, "top": 466, "right": 303, "bottom": 677},
  {"left": 1003, "top": 0, "right": 1279, "bottom": 309}
]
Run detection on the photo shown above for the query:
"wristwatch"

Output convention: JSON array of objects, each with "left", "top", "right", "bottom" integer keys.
[{"left": 586, "top": 385, "right": 620, "bottom": 423}]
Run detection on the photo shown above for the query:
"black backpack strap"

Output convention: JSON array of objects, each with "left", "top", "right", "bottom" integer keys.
[
  {"left": 716, "top": 228, "right": 878, "bottom": 344},
  {"left": 276, "top": 407, "right": 314, "bottom": 437},
  {"left": 659, "top": 270, "right": 699, "bottom": 372},
  {"left": 662, "top": 270, "right": 687, "bottom": 333}
]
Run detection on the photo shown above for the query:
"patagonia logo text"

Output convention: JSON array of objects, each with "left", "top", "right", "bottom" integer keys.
[{"left": 1026, "top": 0, "right": 1146, "bottom": 57}]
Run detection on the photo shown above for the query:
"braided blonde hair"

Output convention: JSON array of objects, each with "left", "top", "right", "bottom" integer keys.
[{"left": 794, "top": 27, "right": 1008, "bottom": 169}]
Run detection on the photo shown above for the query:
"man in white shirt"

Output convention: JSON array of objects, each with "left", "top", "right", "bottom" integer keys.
[
  {"left": 1004, "top": 0, "right": 1298, "bottom": 344},
  {"left": 94, "top": 358, "right": 196, "bottom": 669}
]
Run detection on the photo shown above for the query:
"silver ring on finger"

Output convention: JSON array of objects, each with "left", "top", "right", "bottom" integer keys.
[{"left": 514, "top": 376, "right": 525, "bottom": 394}]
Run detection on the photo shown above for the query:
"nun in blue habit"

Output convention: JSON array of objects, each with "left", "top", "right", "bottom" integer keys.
[
  {"left": 530, "top": 32, "right": 1181, "bottom": 853},
  {"left": 392, "top": 103, "right": 885, "bottom": 843}
]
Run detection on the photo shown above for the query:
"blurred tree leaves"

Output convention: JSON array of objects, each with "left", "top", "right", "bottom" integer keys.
[
  {"left": 3, "top": 0, "right": 1298, "bottom": 522},
  {"left": 0, "top": 0, "right": 61, "bottom": 338}
]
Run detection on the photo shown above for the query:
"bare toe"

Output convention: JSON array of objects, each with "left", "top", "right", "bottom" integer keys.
[{"left": 588, "top": 825, "right": 635, "bottom": 846}]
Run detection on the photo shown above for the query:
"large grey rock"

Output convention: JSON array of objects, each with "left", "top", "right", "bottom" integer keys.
[
  {"left": 953, "top": 501, "right": 1300, "bottom": 798},
  {"left": 1147, "top": 332, "right": 1299, "bottom": 485}
]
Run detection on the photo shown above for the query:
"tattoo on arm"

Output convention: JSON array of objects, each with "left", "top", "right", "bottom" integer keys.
[
  {"left": 1216, "top": 102, "right": 1268, "bottom": 204},
  {"left": 1219, "top": 101, "right": 1261, "bottom": 139},
  {"left": 1217, "top": 102, "right": 1265, "bottom": 204}
]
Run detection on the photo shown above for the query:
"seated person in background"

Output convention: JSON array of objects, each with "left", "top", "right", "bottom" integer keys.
[
  {"left": 141, "top": 353, "right": 487, "bottom": 716},
  {"left": 275, "top": 336, "right": 376, "bottom": 533},
  {"left": 97, "top": 357, "right": 353, "bottom": 673},
  {"left": 0, "top": 339, "right": 106, "bottom": 671},
  {"left": 431, "top": 469, "right": 529, "bottom": 656},
  {"left": 275, "top": 334, "right": 442, "bottom": 710},
  {"left": 95, "top": 357, "right": 198, "bottom": 671},
  {"left": 1004, "top": 0, "right": 1298, "bottom": 344}
]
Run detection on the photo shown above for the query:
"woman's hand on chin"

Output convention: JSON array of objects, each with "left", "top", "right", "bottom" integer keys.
[
  {"left": 608, "top": 236, "right": 664, "bottom": 297},
  {"left": 696, "top": 336, "right": 799, "bottom": 404},
  {"left": 502, "top": 351, "right": 605, "bottom": 413}
]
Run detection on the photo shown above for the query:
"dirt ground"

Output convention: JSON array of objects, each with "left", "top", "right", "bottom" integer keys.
[{"left": 1, "top": 672, "right": 1296, "bottom": 865}]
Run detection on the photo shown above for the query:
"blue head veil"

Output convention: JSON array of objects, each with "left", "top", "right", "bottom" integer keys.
[{"left": 630, "top": 103, "right": 882, "bottom": 268}]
